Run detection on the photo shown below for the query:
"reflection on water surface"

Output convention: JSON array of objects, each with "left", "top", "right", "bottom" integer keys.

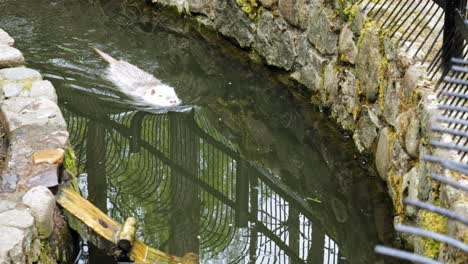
[{"left": 0, "top": 0, "right": 400, "bottom": 263}]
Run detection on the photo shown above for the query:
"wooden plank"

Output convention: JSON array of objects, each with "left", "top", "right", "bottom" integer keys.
[{"left": 56, "top": 187, "right": 184, "bottom": 264}]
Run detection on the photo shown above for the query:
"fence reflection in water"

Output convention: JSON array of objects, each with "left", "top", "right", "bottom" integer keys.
[{"left": 62, "top": 101, "right": 348, "bottom": 263}]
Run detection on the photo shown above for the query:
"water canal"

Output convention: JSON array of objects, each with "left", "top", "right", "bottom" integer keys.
[{"left": 1, "top": 0, "right": 400, "bottom": 263}]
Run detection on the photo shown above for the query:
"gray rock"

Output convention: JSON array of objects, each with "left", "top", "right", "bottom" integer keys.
[
  {"left": 255, "top": 11, "right": 297, "bottom": 70},
  {"left": 10, "top": 126, "right": 69, "bottom": 151},
  {"left": 356, "top": 25, "right": 381, "bottom": 101},
  {"left": 2, "top": 83, "right": 22, "bottom": 98},
  {"left": 0, "top": 200, "right": 16, "bottom": 213},
  {"left": 405, "top": 116, "right": 420, "bottom": 158},
  {"left": 353, "top": 106, "right": 379, "bottom": 153},
  {"left": 417, "top": 91, "right": 439, "bottom": 139},
  {"left": 402, "top": 167, "right": 419, "bottom": 217},
  {"left": 279, "top": 0, "right": 310, "bottom": 29},
  {"left": 0, "top": 29, "right": 15, "bottom": 46},
  {"left": 186, "top": 0, "right": 215, "bottom": 16},
  {"left": 383, "top": 80, "right": 401, "bottom": 128},
  {"left": 293, "top": 45, "right": 326, "bottom": 90},
  {"left": 322, "top": 60, "right": 339, "bottom": 106},
  {"left": 351, "top": 6, "right": 366, "bottom": 34},
  {"left": 0, "top": 46, "right": 24, "bottom": 68},
  {"left": 5, "top": 138, "right": 33, "bottom": 179},
  {"left": 331, "top": 103, "right": 356, "bottom": 131},
  {"left": 307, "top": 4, "right": 338, "bottom": 55},
  {"left": 295, "top": 34, "right": 327, "bottom": 67},
  {"left": 22, "top": 186, "right": 55, "bottom": 238},
  {"left": 339, "top": 70, "right": 359, "bottom": 111},
  {"left": 0, "top": 226, "right": 28, "bottom": 264},
  {"left": 391, "top": 137, "right": 411, "bottom": 175},
  {"left": 25, "top": 164, "right": 59, "bottom": 189},
  {"left": 260, "top": 0, "right": 278, "bottom": 8},
  {"left": 338, "top": 25, "right": 357, "bottom": 64},
  {"left": 39, "top": 130, "right": 69, "bottom": 149},
  {"left": 395, "top": 110, "right": 414, "bottom": 146},
  {"left": 0, "top": 97, "right": 66, "bottom": 133},
  {"left": 213, "top": 0, "right": 255, "bottom": 48},
  {"left": 0, "top": 225, "right": 39, "bottom": 264},
  {"left": 375, "top": 127, "right": 392, "bottom": 181},
  {"left": 0, "top": 67, "right": 42, "bottom": 82},
  {"left": 401, "top": 64, "right": 425, "bottom": 106},
  {"left": 295, "top": 64, "right": 321, "bottom": 91},
  {"left": 1, "top": 174, "right": 18, "bottom": 193},
  {"left": 0, "top": 209, "right": 34, "bottom": 229},
  {"left": 28, "top": 80, "right": 58, "bottom": 102}
]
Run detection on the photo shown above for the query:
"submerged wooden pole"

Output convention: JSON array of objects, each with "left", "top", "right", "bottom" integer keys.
[
  {"left": 56, "top": 187, "right": 199, "bottom": 263},
  {"left": 117, "top": 217, "right": 137, "bottom": 252}
]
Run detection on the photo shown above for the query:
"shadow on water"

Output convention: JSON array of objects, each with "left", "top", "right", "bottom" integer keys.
[{"left": 0, "top": 0, "right": 404, "bottom": 263}]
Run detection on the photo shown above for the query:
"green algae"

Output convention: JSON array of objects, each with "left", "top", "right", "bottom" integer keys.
[{"left": 237, "top": 0, "right": 262, "bottom": 20}]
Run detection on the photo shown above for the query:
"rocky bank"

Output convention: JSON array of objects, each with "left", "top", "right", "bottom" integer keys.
[
  {"left": 0, "top": 28, "right": 75, "bottom": 263},
  {"left": 146, "top": 0, "right": 467, "bottom": 262}
]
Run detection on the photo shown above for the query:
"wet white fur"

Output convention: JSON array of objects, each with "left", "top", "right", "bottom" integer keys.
[{"left": 96, "top": 48, "right": 181, "bottom": 108}]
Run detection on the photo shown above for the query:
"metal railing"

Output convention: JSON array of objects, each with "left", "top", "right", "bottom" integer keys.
[{"left": 360, "top": 0, "right": 468, "bottom": 262}]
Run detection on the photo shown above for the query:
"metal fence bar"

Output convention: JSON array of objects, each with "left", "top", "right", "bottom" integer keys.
[{"left": 374, "top": 246, "right": 443, "bottom": 264}]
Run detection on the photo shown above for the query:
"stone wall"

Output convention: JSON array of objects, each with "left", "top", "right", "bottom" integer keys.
[
  {"left": 148, "top": 0, "right": 466, "bottom": 261},
  {"left": 0, "top": 28, "right": 75, "bottom": 263}
]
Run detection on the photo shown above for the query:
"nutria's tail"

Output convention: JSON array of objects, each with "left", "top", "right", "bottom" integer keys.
[{"left": 94, "top": 47, "right": 117, "bottom": 64}]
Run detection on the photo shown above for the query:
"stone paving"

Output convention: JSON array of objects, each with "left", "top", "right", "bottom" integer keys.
[{"left": 0, "top": 28, "right": 70, "bottom": 263}]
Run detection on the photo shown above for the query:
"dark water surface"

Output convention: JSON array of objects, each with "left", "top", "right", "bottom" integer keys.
[{"left": 1, "top": 0, "right": 399, "bottom": 263}]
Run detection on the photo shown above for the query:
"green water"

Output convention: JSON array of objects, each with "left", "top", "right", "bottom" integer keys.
[{"left": 1, "top": 0, "right": 399, "bottom": 263}]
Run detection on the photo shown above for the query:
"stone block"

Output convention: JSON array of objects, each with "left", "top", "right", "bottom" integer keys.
[
  {"left": 338, "top": 25, "right": 357, "bottom": 64},
  {"left": 255, "top": 10, "right": 297, "bottom": 70},
  {"left": 383, "top": 80, "right": 401, "bottom": 128},
  {"left": 391, "top": 136, "right": 411, "bottom": 176},
  {"left": 375, "top": 127, "right": 392, "bottom": 181},
  {"left": 24, "top": 164, "right": 59, "bottom": 189},
  {"left": 22, "top": 186, "right": 55, "bottom": 238},
  {"left": 402, "top": 167, "right": 419, "bottom": 217},
  {"left": 395, "top": 109, "right": 414, "bottom": 146},
  {"left": 213, "top": 0, "right": 255, "bottom": 48},
  {"left": 260, "top": 0, "right": 278, "bottom": 8},
  {"left": 322, "top": 60, "right": 339, "bottom": 106},
  {"left": 353, "top": 106, "right": 379, "bottom": 153},
  {"left": 1, "top": 173, "right": 18, "bottom": 193},
  {"left": 28, "top": 80, "right": 58, "bottom": 102},
  {"left": 0, "top": 200, "right": 16, "bottom": 213},
  {"left": 0, "top": 29, "right": 15, "bottom": 46},
  {"left": 356, "top": 25, "right": 381, "bottom": 101},
  {"left": 0, "top": 97, "right": 66, "bottom": 133},
  {"left": 0, "top": 208, "right": 34, "bottom": 229},
  {"left": 0, "top": 67, "right": 41, "bottom": 82},
  {"left": 405, "top": 116, "right": 420, "bottom": 158},
  {"left": 279, "top": 0, "right": 310, "bottom": 29},
  {"left": 401, "top": 64, "right": 426, "bottom": 106},
  {"left": 0, "top": 226, "right": 30, "bottom": 263},
  {"left": 0, "top": 46, "right": 24, "bottom": 68},
  {"left": 307, "top": 4, "right": 338, "bottom": 55}
]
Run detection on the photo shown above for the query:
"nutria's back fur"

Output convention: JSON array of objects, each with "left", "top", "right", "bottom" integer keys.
[{"left": 94, "top": 48, "right": 181, "bottom": 108}]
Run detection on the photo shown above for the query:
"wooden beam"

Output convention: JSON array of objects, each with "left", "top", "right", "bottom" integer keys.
[{"left": 56, "top": 187, "right": 190, "bottom": 264}]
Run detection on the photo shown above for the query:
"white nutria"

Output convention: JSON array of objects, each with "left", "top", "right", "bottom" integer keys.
[{"left": 94, "top": 48, "right": 181, "bottom": 108}]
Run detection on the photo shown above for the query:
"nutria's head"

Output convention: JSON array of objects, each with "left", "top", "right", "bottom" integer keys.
[{"left": 141, "top": 84, "right": 181, "bottom": 108}]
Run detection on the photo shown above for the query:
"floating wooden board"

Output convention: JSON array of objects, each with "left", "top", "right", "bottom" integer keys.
[{"left": 56, "top": 187, "right": 183, "bottom": 264}]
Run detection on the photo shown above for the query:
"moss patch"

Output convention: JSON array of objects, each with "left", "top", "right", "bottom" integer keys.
[
  {"left": 388, "top": 168, "right": 405, "bottom": 220},
  {"left": 343, "top": 2, "right": 359, "bottom": 23},
  {"left": 420, "top": 210, "right": 447, "bottom": 258},
  {"left": 39, "top": 241, "right": 55, "bottom": 264},
  {"left": 237, "top": 0, "right": 262, "bottom": 20},
  {"left": 64, "top": 148, "right": 77, "bottom": 175},
  {"left": 378, "top": 56, "right": 388, "bottom": 110}
]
